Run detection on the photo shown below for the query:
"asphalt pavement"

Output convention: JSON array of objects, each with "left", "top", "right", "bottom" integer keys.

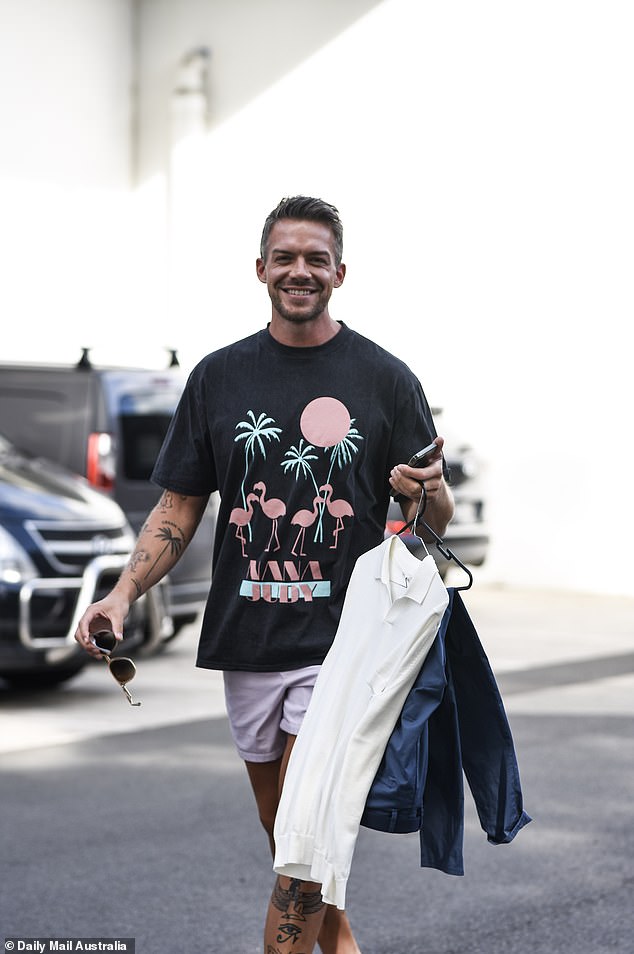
[{"left": 1, "top": 581, "right": 633, "bottom": 953}]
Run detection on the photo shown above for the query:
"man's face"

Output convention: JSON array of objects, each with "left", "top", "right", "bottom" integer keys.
[{"left": 256, "top": 219, "right": 345, "bottom": 324}]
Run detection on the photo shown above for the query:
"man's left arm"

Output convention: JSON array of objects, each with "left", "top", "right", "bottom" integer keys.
[{"left": 389, "top": 436, "right": 455, "bottom": 538}]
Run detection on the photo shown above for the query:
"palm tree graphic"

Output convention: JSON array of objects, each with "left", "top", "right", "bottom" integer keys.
[
  {"left": 146, "top": 526, "right": 184, "bottom": 580},
  {"left": 281, "top": 424, "right": 363, "bottom": 543},
  {"left": 326, "top": 421, "right": 363, "bottom": 473},
  {"left": 281, "top": 439, "right": 320, "bottom": 491},
  {"left": 314, "top": 421, "right": 363, "bottom": 541},
  {"left": 235, "top": 410, "right": 282, "bottom": 540}
]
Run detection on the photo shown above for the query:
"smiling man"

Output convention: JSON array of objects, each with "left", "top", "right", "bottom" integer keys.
[
  {"left": 257, "top": 213, "right": 346, "bottom": 332},
  {"left": 75, "top": 196, "right": 454, "bottom": 953}
]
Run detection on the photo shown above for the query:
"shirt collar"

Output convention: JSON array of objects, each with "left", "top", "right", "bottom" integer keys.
[{"left": 379, "top": 534, "right": 440, "bottom": 605}]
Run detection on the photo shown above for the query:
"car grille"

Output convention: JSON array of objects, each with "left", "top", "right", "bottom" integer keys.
[{"left": 24, "top": 520, "right": 134, "bottom": 574}]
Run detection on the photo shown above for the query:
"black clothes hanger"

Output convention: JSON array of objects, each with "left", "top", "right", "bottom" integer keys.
[{"left": 396, "top": 484, "right": 473, "bottom": 591}]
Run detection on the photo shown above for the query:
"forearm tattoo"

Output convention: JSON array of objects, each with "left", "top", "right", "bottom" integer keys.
[
  {"left": 271, "top": 877, "right": 324, "bottom": 947},
  {"left": 158, "top": 490, "right": 188, "bottom": 513},
  {"left": 125, "top": 493, "right": 188, "bottom": 596}
]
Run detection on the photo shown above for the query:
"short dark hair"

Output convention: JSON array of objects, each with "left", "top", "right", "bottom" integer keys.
[{"left": 260, "top": 196, "right": 344, "bottom": 265}]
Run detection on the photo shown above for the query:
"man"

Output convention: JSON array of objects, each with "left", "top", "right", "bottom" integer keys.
[{"left": 75, "top": 196, "right": 454, "bottom": 952}]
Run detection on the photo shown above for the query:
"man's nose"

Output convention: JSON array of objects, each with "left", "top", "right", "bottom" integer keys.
[{"left": 288, "top": 257, "right": 311, "bottom": 279}]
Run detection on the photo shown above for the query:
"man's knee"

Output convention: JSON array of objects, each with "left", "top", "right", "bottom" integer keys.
[{"left": 273, "top": 876, "right": 325, "bottom": 914}]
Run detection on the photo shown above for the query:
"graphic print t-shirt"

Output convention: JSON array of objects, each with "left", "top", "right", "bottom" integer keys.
[{"left": 152, "top": 323, "right": 438, "bottom": 671}]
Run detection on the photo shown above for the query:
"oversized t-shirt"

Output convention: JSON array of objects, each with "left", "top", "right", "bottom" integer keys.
[{"left": 151, "top": 322, "right": 439, "bottom": 671}]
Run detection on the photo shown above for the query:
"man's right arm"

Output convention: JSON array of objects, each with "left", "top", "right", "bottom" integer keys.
[{"left": 75, "top": 489, "right": 210, "bottom": 656}]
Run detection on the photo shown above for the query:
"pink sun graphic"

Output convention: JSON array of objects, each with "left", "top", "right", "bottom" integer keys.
[{"left": 300, "top": 397, "right": 351, "bottom": 448}]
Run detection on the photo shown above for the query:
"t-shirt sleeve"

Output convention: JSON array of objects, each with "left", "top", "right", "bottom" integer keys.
[
  {"left": 151, "top": 367, "right": 218, "bottom": 496},
  {"left": 388, "top": 369, "right": 438, "bottom": 469}
]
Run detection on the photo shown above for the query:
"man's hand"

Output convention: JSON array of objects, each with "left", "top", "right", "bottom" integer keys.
[
  {"left": 389, "top": 437, "right": 445, "bottom": 503},
  {"left": 389, "top": 437, "right": 455, "bottom": 538},
  {"left": 74, "top": 589, "right": 131, "bottom": 658}
]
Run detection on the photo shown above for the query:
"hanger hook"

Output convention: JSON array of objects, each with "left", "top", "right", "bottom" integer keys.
[{"left": 395, "top": 482, "right": 473, "bottom": 590}]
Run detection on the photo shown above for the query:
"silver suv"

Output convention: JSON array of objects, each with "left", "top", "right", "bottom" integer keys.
[{"left": 0, "top": 433, "right": 169, "bottom": 688}]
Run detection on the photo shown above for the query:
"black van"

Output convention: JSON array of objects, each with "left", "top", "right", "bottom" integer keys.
[{"left": 0, "top": 351, "right": 217, "bottom": 635}]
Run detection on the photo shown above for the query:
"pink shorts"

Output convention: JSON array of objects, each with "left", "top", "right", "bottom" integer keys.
[{"left": 223, "top": 666, "right": 321, "bottom": 763}]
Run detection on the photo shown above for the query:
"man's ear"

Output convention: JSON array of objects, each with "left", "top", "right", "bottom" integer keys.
[
  {"left": 334, "top": 263, "right": 346, "bottom": 288},
  {"left": 256, "top": 257, "right": 267, "bottom": 283}
]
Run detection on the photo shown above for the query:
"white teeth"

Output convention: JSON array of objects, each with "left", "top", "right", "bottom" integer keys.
[{"left": 286, "top": 289, "right": 312, "bottom": 296}]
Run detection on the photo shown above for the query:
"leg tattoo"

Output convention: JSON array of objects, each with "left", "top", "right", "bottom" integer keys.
[{"left": 272, "top": 877, "right": 324, "bottom": 945}]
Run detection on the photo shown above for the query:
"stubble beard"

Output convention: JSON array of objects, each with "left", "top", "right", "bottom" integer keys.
[{"left": 270, "top": 287, "right": 328, "bottom": 324}]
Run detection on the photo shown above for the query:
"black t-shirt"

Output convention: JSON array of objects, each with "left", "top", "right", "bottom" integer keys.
[{"left": 152, "top": 323, "right": 438, "bottom": 671}]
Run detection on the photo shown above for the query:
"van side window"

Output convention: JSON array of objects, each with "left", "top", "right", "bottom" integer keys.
[{"left": 120, "top": 413, "right": 173, "bottom": 481}]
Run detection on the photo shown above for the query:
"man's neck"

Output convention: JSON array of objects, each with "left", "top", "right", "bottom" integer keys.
[{"left": 267, "top": 314, "right": 342, "bottom": 348}]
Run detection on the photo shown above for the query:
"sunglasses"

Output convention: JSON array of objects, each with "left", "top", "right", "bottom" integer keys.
[{"left": 91, "top": 630, "right": 142, "bottom": 706}]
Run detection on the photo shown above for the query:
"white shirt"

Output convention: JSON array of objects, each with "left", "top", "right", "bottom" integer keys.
[{"left": 273, "top": 534, "right": 449, "bottom": 909}]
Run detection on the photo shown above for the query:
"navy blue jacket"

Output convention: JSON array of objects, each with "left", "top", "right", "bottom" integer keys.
[{"left": 360, "top": 588, "right": 531, "bottom": 875}]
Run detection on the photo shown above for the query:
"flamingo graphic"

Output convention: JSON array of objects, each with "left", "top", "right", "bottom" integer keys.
[
  {"left": 318, "top": 484, "right": 354, "bottom": 549},
  {"left": 252, "top": 481, "right": 286, "bottom": 553},
  {"left": 290, "top": 495, "right": 324, "bottom": 557},
  {"left": 229, "top": 493, "right": 258, "bottom": 557}
]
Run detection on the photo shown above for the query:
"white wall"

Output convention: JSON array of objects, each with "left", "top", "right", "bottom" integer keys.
[
  {"left": 0, "top": 0, "right": 132, "bottom": 186},
  {"left": 125, "top": 0, "right": 383, "bottom": 367},
  {"left": 2, "top": 0, "right": 632, "bottom": 596},
  {"left": 134, "top": 0, "right": 383, "bottom": 183},
  {"left": 131, "top": 0, "right": 633, "bottom": 596},
  {"left": 0, "top": 0, "right": 382, "bottom": 368},
  {"left": 0, "top": 0, "right": 134, "bottom": 357}
]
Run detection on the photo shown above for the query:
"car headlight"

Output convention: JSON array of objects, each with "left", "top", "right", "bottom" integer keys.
[{"left": 0, "top": 525, "right": 38, "bottom": 584}]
